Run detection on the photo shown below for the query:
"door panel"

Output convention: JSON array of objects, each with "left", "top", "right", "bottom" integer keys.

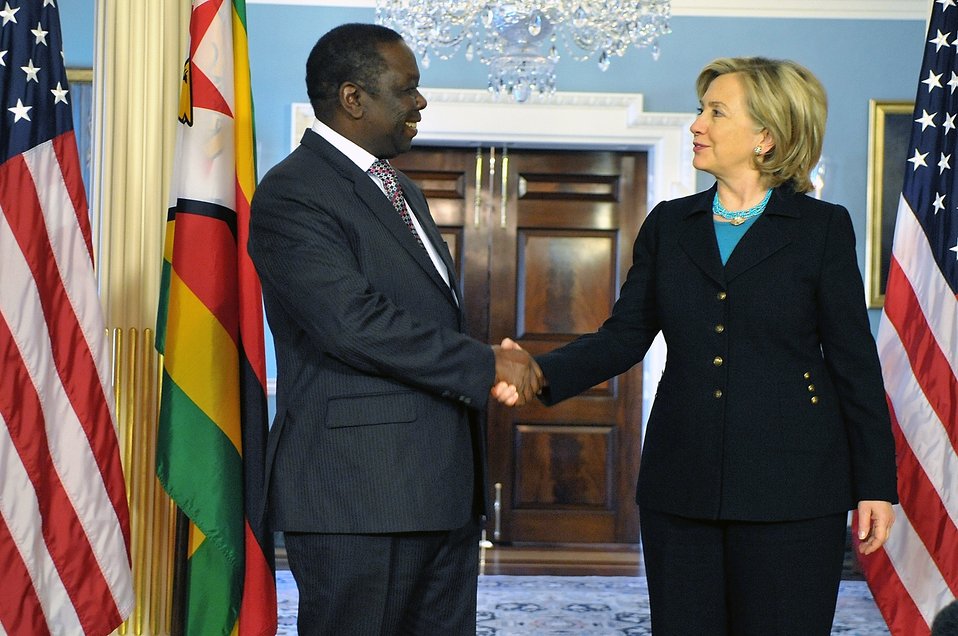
[
  {"left": 393, "top": 146, "right": 647, "bottom": 545},
  {"left": 392, "top": 148, "right": 486, "bottom": 341}
]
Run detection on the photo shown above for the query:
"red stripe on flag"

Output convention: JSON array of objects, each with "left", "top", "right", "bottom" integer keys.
[
  {"left": 235, "top": 183, "right": 267, "bottom": 389},
  {"left": 0, "top": 514, "right": 51, "bottom": 636},
  {"left": 859, "top": 539, "right": 931, "bottom": 636},
  {"left": 171, "top": 212, "right": 239, "bottom": 344},
  {"left": 238, "top": 522, "right": 278, "bottom": 636},
  {"left": 0, "top": 314, "right": 121, "bottom": 633},
  {"left": 883, "top": 258, "right": 958, "bottom": 454},
  {"left": 887, "top": 402, "right": 958, "bottom": 595},
  {"left": 0, "top": 151, "right": 131, "bottom": 544},
  {"left": 51, "top": 133, "right": 93, "bottom": 263}
]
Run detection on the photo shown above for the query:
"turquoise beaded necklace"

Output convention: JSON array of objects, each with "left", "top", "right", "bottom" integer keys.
[{"left": 712, "top": 188, "right": 772, "bottom": 226}]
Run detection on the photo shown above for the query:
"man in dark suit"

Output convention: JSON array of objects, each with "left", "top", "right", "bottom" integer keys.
[{"left": 248, "top": 23, "right": 541, "bottom": 635}]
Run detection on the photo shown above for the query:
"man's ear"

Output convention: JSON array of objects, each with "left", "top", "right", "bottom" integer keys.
[{"left": 339, "top": 82, "right": 364, "bottom": 120}]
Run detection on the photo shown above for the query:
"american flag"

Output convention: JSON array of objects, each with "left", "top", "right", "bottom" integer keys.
[
  {"left": 859, "top": 0, "right": 958, "bottom": 634},
  {"left": 0, "top": 1, "right": 134, "bottom": 635}
]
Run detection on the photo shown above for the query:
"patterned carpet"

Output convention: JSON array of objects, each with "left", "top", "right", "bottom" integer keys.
[{"left": 275, "top": 571, "right": 889, "bottom": 635}]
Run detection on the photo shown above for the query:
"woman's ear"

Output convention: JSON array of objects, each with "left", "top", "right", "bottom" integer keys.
[{"left": 760, "top": 129, "right": 775, "bottom": 154}]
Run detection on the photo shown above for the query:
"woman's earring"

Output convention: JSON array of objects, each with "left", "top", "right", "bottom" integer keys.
[{"left": 753, "top": 146, "right": 763, "bottom": 155}]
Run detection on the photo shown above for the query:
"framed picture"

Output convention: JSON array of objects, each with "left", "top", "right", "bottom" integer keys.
[
  {"left": 67, "top": 68, "right": 94, "bottom": 198},
  {"left": 291, "top": 102, "right": 314, "bottom": 151},
  {"left": 866, "top": 100, "right": 913, "bottom": 308}
]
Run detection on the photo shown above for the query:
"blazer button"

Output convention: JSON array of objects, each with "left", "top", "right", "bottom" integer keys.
[
  {"left": 803, "top": 372, "right": 812, "bottom": 380},
  {"left": 714, "top": 324, "right": 725, "bottom": 333},
  {"left": 810, "top": 396, "right": 819, "bottom": 405},
  {"left": 717, "top": 291, "right": 727, "bottom": 301},
  {"left": 713, "top": 356, "right": 724, "bottom": 366},
  {"left": 807, "top": 384, "right": 815, "bottom": 392},
  {"left": 713, "top": 389, "right": 723, "bottom": 398}
]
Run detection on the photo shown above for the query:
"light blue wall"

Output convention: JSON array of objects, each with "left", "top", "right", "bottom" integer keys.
[
  {"left": 61, "top": 3, "right": 927, "bottom": 376},
  {"left": 246, "top": 6, "right": 925, "bottom": 344},
  {"left": 60, "top": 1, "right": 95, "bottom": 68},
  {"left": 246, "top": 8, "right": 924, "bottom": 221}
]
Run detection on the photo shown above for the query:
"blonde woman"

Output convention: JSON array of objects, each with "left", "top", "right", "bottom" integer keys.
[{"left": 500, "top": 57, "right": 898, "bottom": 635}]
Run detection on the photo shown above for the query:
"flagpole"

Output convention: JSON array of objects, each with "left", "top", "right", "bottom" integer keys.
[{"left": 169, "top": 509, "right": 190, "bottom": 636}]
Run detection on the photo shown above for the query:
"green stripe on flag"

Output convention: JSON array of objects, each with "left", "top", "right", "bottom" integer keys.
[
  {"left": 185, "top": 532, "right": 242, "bottom": 636},
  {"left": 233, "top": 0, "right": 247, "bottom": 27},
  {"left": 157, "top": 370, "right": 244, "bottom": 565}
]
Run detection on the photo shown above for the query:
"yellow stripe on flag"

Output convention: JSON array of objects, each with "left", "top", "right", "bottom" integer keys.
[
  {"left": 232, "top": 6, "right": 255, "bottom": 205},
  {"left": 188, "top": 522, "right": 208, "bottom": 560},
  {"left": 164, "top": 270, "right": 242, "bottom": 453},
  {"left": 163, "top": 219, "right": 176, "bottom": 262}
]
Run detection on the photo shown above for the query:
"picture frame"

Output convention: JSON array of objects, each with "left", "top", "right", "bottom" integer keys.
[
  {"left": 291, "top": 102, "right": 314, "bottom": 151},
  {"left": 66, "top": 68, "right": 94, "bottom": 197},
  {"left": 865, "top": 99, "right": 913, "bottom": 308}
]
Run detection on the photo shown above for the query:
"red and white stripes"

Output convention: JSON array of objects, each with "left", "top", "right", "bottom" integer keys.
[
  {"left": 0, "top": 135, "right": 133, "bottom": 635},
  {"left": 868, "top": 194, "right": 958, "bottom": 635}
]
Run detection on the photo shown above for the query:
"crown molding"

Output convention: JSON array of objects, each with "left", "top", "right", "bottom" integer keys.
[
  {"left": 670, "top": 0, "right": 927, "bottom": 19},
  {"left": 247, "top": 0, "right": 929, "bottom": 20}
]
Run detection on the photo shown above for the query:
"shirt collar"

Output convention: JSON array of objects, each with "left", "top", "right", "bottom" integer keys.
[{"left": 310, "top": 118, "right": 378, "bottom": 173}]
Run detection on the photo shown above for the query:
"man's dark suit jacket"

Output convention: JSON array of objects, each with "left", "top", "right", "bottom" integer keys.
[
  {"left": 537, "top": 185, "right": 898, "bottom": 522},
  {"left": 248, "top": 129, "right": 493, "bottom": 534}
]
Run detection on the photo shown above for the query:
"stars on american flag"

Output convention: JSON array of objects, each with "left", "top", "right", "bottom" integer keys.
[
  {"left": 916, "top": 109, "right": 937, "bottom": 130},
  {"left": 8, "top": 97, "right": 29, "bottom": 122},
  {"left": 923, "top": 69, "right": 944, "bottom": 91},
  {"left": 909, "top": 148, "right": 930, "bottom": 171},
  {"left": 21, "top": 58, "right": 39, "bottom": 81},
  {"left": 50, "top": 81, "right": 67, "bottom": 104},
  {"left": 0, "top": 3, "right": 19, "bottom": 26},
  {"left": 939, "top": 152, "right": 952, "bottom": 173},
  {"left": 1, "top": 0, "right": 71, "bottom": 145},
  {"left": 30, "top": 21, "right": 48, "bottom": 46},
  {"left": 930, "top": 29, "right": 952, "bottom": 52},
  {"left": 934, "top": 192, "right": 947, "bottom": 213},
  {"left": 904, "top": 0, "right": 958, "bottom": 269}
]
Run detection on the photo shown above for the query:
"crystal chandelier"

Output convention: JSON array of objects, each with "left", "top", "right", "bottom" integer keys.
[{"left": 375, "top": 1, "right": 672, "bottom": 103}]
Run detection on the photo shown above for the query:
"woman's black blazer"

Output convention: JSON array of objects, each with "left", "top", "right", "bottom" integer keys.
[{"left": 537, "top": 184, "right": 898, "bottom": 521}]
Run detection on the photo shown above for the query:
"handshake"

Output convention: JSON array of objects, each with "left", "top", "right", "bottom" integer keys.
[{"left": 491, "top": 338, "right": 544, "bottom": 407}]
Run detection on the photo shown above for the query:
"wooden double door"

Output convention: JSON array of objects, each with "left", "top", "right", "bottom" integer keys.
[{"left": 392, "top": 146, "right": 648, "bottom": 545}]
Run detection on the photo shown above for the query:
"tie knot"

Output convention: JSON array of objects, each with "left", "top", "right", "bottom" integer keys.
[{"left": 368, "top": 159, "right": 395, "bottom": 178}]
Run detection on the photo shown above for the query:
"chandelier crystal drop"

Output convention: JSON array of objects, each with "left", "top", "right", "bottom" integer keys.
[{"left": 375, "top": 0, "right": 672, "bottom": 103}]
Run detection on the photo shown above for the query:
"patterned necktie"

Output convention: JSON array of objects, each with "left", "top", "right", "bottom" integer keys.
[{"left": 368, "top": 159, "right": 424, "bottom": 248}]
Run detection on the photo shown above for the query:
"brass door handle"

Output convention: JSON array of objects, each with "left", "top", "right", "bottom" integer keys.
[{"left": 493, "top": 482, "right": 502, "bottom": 541}]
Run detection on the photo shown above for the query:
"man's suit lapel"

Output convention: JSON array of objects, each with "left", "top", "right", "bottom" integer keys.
[
  {"left": 301, "top": 131, "right": 459, "bottom": 308},
  {"left": 399, "top": 174, "right": 463, "bottom": 308},
  {"left": 353, "top": 176, "right": 460, "bottom": 308}
]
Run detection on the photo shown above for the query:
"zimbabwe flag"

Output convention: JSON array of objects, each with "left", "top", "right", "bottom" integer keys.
[{"left": 155, "top": 1, "right": 276, "bottom": 634}]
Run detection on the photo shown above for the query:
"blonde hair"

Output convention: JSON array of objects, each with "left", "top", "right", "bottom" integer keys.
[{"left": 696, "top": 57, "right": 827, "bottom": 193}]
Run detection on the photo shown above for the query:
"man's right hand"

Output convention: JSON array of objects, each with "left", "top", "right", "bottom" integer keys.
[{"left": 491, "top": 338, "right": 543, "bottom": 406}]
